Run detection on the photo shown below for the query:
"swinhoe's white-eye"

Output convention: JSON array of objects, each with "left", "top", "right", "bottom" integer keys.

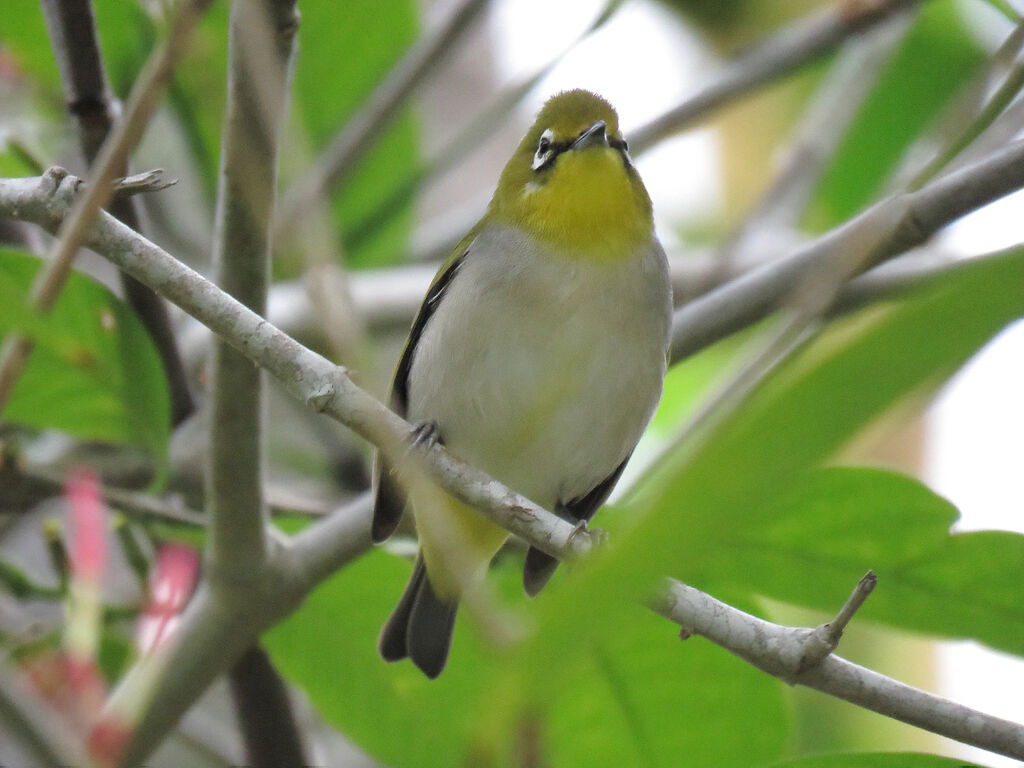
[{"left": 373, "top": 89, "right": 671, "bottom": 678}]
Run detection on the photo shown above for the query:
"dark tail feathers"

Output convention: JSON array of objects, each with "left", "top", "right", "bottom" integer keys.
[{"left": 379, "top": 555, "right": 458, "bottom": 679}]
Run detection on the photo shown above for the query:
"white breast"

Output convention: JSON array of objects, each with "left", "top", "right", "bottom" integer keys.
[{"left": 406, "top": 226, "right": 671, "bottom": 511}]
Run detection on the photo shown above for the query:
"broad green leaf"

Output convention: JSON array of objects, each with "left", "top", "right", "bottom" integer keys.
[
  {"left": 543, "top": 601, "right": 787, "bottom": 768},
  {"left": 807, "top": 0, "right": 987, "bottom": 229},
  {"left": 264, "top": 548, "right": 503, "bottom": 768},
  {"left": 710, "top": 467, "right": 1024, "bottom": 657},
  {"left": 768, "top": 753, "right": 987, "bottom": 768},
  {"left": 265, "top": 548, "right": 787, "bottom": 767},
  {"left": 0, "top": 248, "right": 170, "bottom": 458}
]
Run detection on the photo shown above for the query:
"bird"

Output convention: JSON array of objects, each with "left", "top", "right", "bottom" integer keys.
[{"left": 373, "top": 89, "right": 671, "bottom": 678}]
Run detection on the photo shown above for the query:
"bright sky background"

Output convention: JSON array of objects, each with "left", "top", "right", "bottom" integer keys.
[{"left": 487, "top": 1, "right": 1024, "bottom": 765}]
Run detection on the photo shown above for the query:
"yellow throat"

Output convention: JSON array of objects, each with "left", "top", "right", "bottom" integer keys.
[{"left": 487, "top": 90, "right": 654, "bottom": 260}]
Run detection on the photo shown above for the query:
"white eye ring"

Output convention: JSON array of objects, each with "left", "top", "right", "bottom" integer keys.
[{"left": 531, "top": 129, "right": 555, "bottom": 171}]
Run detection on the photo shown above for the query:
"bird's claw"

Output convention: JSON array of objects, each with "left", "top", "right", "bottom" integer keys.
[
  {"left": 408, "top": 420, "right": 442, "bottom": 451},
  {"left": 566, "top": 520, "right": 608, "bottom": 548}
]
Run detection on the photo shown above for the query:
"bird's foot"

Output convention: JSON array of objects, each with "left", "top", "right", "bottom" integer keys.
[
  {"left": 566, "top": 519, "right": 609, "bottom": 549},
  {"left": 408, "top": 420, "right": 442, "bottom": 450}
]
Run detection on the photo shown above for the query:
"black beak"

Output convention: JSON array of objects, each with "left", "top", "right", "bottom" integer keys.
[{"left": 571, "top": 120, "right": 608, "bottom": 152}]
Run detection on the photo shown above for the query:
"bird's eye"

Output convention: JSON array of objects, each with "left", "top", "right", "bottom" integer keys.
[{"left": 532, "top": 129, "right": 556, "bottom": 171}]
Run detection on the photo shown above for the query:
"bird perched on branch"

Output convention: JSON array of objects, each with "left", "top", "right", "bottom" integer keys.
[{"left": 373, "top": 89, "right": 671, "bottom": 678}]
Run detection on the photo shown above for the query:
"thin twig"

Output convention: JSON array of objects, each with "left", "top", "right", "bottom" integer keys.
[
  {"left": 727, "top": 10, "right": 914, "bottom": 248},
  {"left": 670, "top": 136, "right": 1024, "bottom": 364},
  {"left": 275, "top": 0, "right": 491, "bottom": 236},
  {"left": 0, "top": 0, "right": 212, "bottom": 418},
  {"left": 907, "top": 21, "right": 1024, "bottom": 190},
  {"left": 890, "top": 20, "right": 1024, "bottom": 191},
  {"left": 629, "top": 0, "right": 925, "bottom": 155},
  {"left": 820, "top": 570, "right": 877, "bottom": 648}
]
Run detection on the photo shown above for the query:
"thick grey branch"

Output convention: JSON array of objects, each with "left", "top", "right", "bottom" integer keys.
[
  {"left": 655, "top": 580, "right": 1024, "bottom": 760},
  {"left": 207, "top": 0, "right": 297, "bottom": 581},
  {"left": 207, "top": 1, "right": 305, "bottom": 765}
]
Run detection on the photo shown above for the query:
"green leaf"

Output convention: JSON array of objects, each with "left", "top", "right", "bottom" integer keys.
[
  {"left": 710, "top": 467, "right": 1024, "bottom": 657},
  {"left": 0, "top": 248, "right": 170, "bottom": 458},
  {"left": 807, "top": 0, "right": 988, "bottom": 229},
  {"left": 264, "top": 549, "right": 498, "bottom": 767},
  {"left": 287, "top": 0, "right": 419, "bottom": 270},
  {"left": 768, "top": 753, "right": 988, "bottom": 768},
  {"left": 543, "top": 600, "right": 787, "bottom": 768},
  {"left": 264, "top": 549, "right": 787, "bottom": 767},
  {"left": 0, "top": 3, "right": 61, "bottom": 92}
]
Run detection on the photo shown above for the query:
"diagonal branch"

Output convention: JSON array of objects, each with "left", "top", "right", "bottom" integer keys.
[
  {"left": 40, "top": 0, "right": 195, "bottom": 426},
  {"left": 670, "top": 136, "right": 1024, "bottom": 364},
  {"left": 630, "top": 0, "right": 926, "bottom": 155},
  {"left": 654, "top": 579, "right": 1024, "bottom": 758},
  {"left": 0, "top": 0, "right": 213, "bottom": 416},
  {"left": 275, "top": 0, "right": 490, "bottom": 235}
]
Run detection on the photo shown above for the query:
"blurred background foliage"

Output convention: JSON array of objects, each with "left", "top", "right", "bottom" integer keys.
[{"left": 1, "top": 0, "right": 1023, "bottom": 766}]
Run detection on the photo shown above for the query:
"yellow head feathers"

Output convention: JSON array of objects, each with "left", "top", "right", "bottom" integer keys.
[{"left": 487, "top": 89, "right": 654, "bottom": 259}]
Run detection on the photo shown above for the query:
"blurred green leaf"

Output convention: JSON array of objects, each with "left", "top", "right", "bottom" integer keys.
[
  {"left": 0, "top": 248, "right": 170, "bottom": 459},
  {"left": 711, "top": 467, "right": 1024, "bottom": 656},
  {"left": 807, "top": 0, "right": 987, "bottom": 228},
  {"left": 288, "top": 0, "right": 419, "bottom": 270},
  {"left": 544, "top": 601, "right": 787, "bottom": 767},
  {"left": 264, "top": 548, "right": 497, "bottom": 767},
  {"left": 1, "top": 3, "right": 61, "bottom": 92},
  {"left": 768, "top": 752, "right": 987, "bottom": 768},
  {"left": 265, "top": 548, "right": 787, "bottom": 767}
]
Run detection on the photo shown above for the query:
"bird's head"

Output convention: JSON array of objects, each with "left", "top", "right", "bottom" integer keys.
[{"left": 488, "top": 89, "right": 654, "bottom": 260}]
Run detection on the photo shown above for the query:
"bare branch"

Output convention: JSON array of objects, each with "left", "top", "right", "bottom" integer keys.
[
  {"left": 275, "top": 0, "right": 490, "bottom": 235},
  {"left": 206, "top": 0, "right": 297, "bottom": 579},
  {"left": 629, "top": 0, "right": 926, "bottom": 155},
  {"left": 890, "top": 19, "right": 1024, "bottom": 191},
  {"left": 670, "top": 137, "right": 1024, "bottom": 364},
  {"left": 205, "top": 2, "right": 306, "bottom": 764},
  {"left": 906, "top": 20, "right": 1024, "bottom": 190},
  {"left": 654, "top": 579, "right": 1024, "bottom": 760},
  {"left": 728, "top": 11, "right": 914, "bottom": 247},
  {"left": 4, "top": 0, "right": 212, "bottom": 424}
]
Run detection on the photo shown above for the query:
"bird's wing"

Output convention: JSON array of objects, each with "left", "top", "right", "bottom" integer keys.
[
  {"left": 523, "top": 453, "right": 631, "bottom": 596},
  {"left": 371, "top": 247, "right": 470, "bottom": 543}
]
